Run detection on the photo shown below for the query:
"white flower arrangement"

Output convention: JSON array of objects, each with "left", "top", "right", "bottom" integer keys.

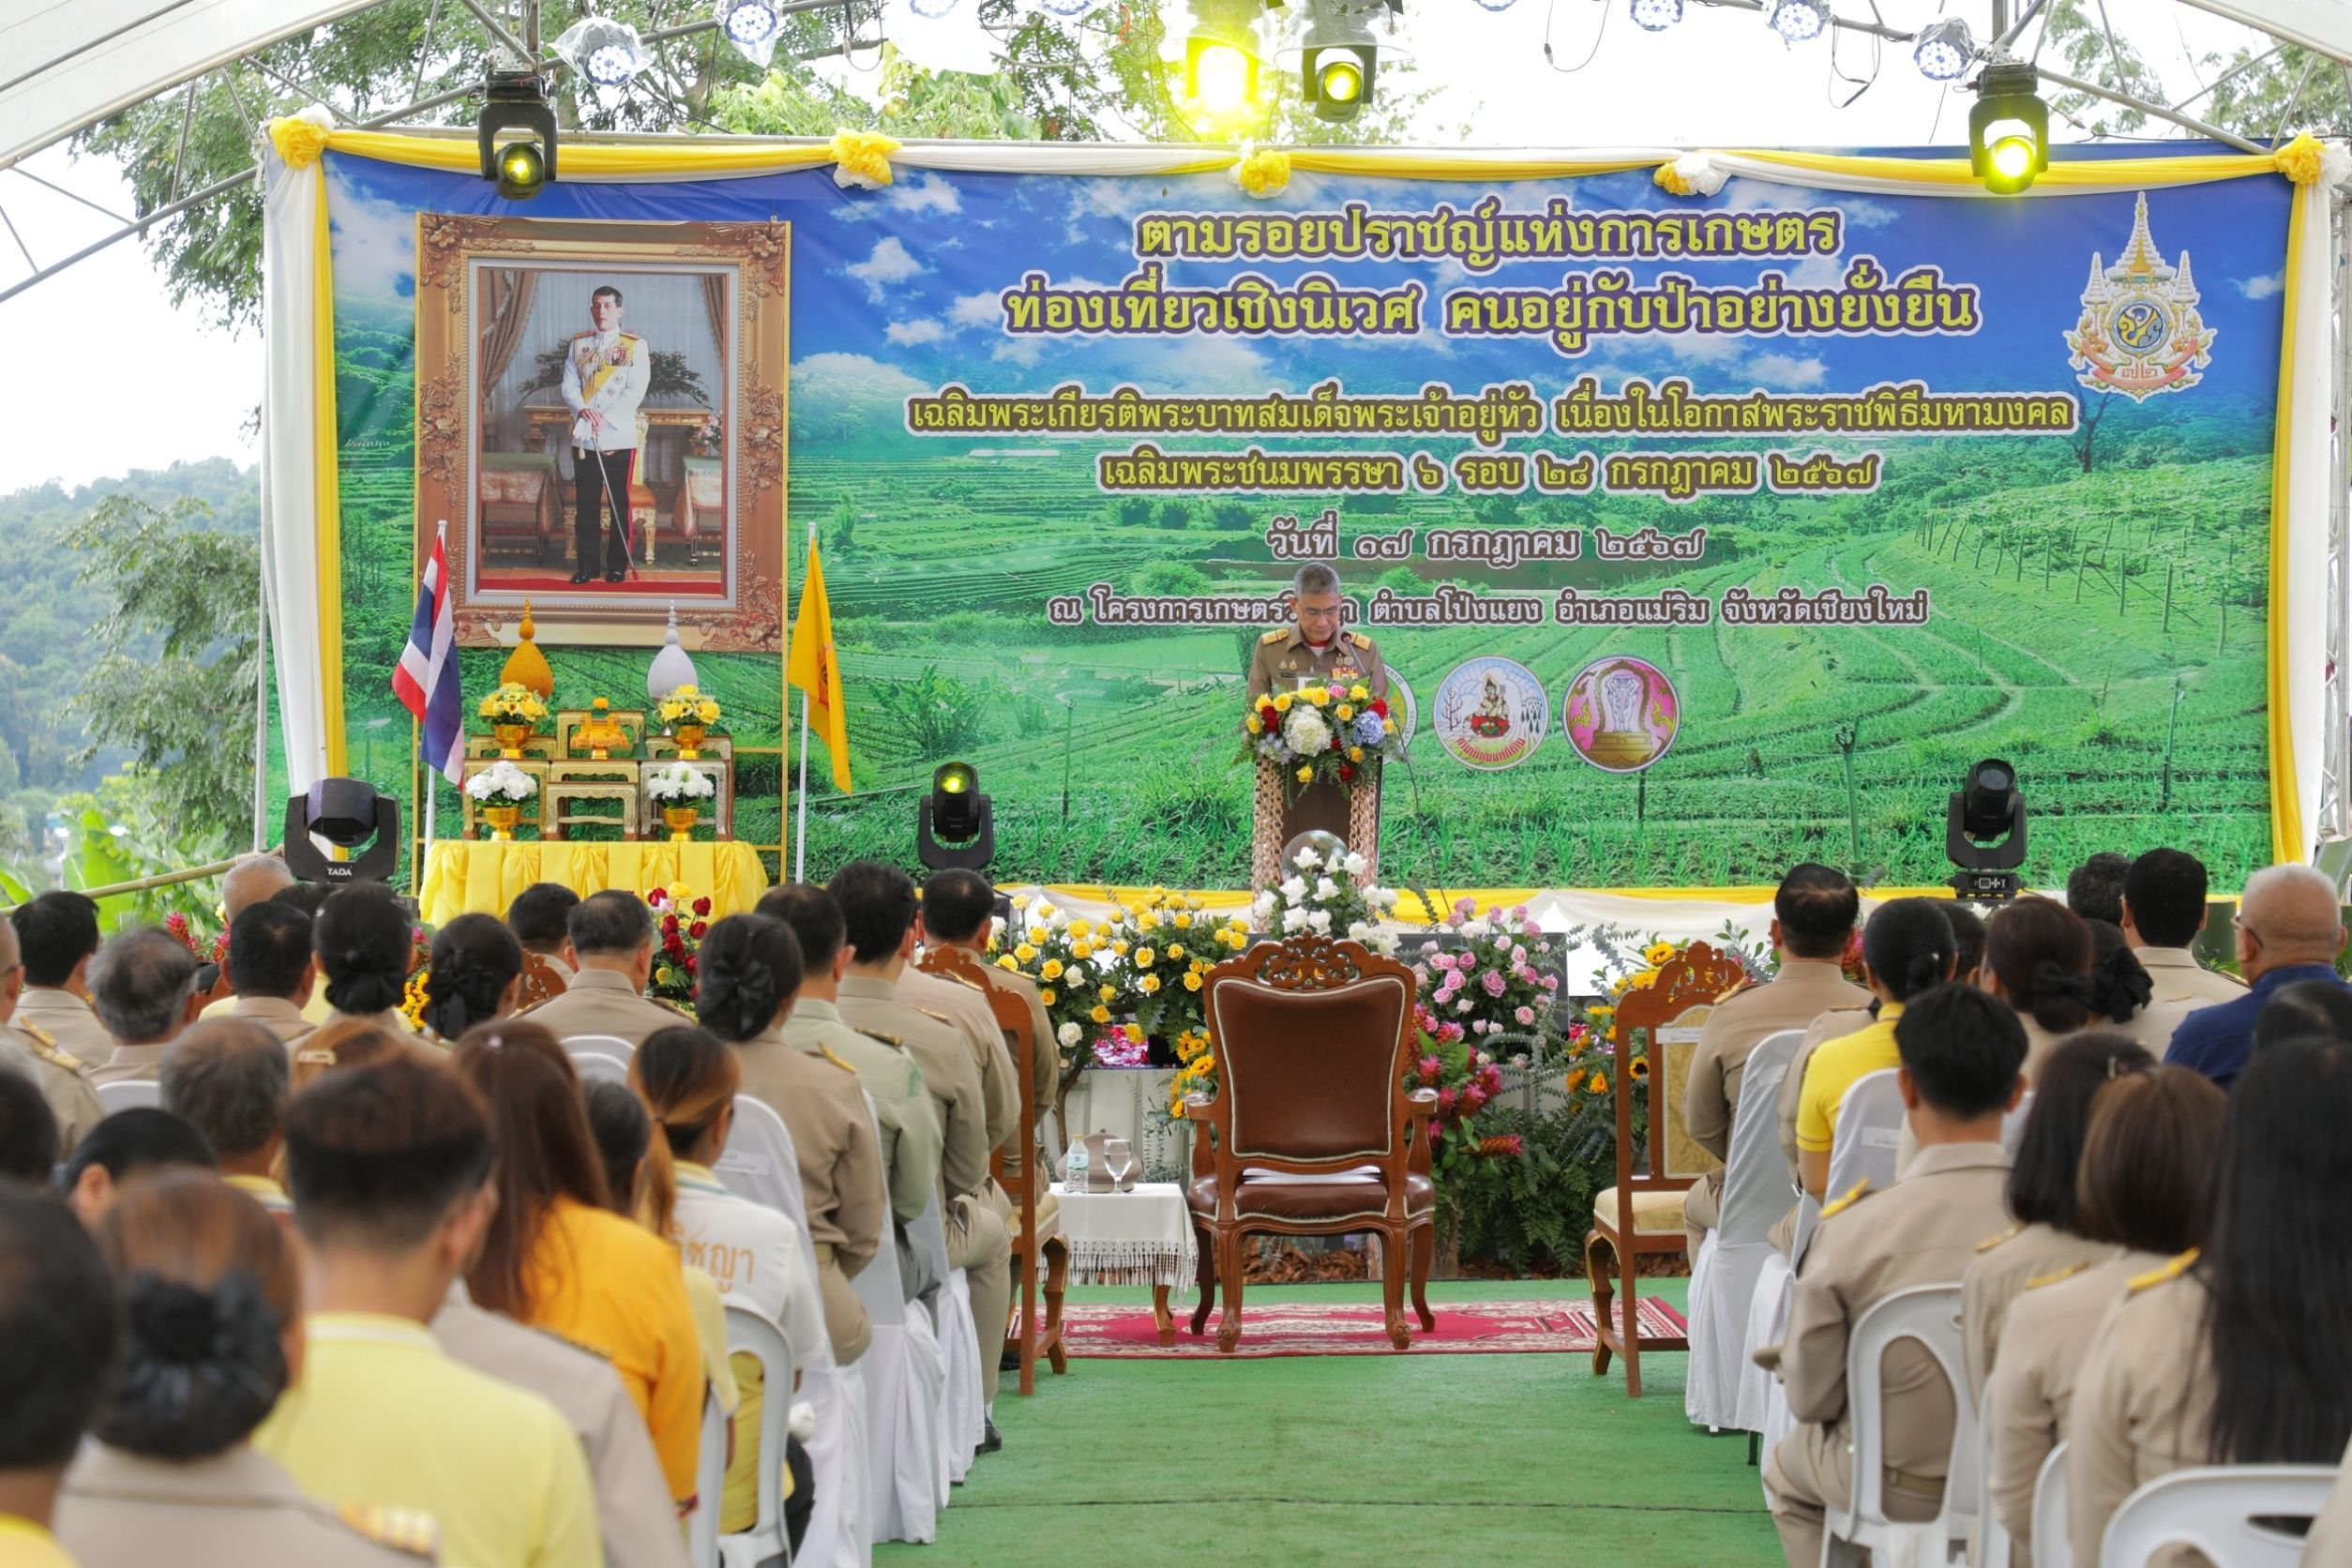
[
  {"left": 645, "top": 762, "right": 717, "bottom": 805},
  {"left": 464, "top": 761, "right": 539, "bottom": 807},
  {"left": 1253, "top": 846, "right": 1398, "bottom": 955}
]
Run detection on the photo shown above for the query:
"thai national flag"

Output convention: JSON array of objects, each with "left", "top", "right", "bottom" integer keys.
[{"left": 393, "top": 521, "right": 465, "bottom": 783}]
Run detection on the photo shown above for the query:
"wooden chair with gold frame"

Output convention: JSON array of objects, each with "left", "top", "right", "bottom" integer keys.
[
  {"left": 914, "top": 943, "right": 1070, "bottom": 1394},
  {"left": 518, "top": 952, "right": 570, "bottom": 1010},
  {"left": 1584, "top": 940, "right": 1749, "bottom": 1397}
]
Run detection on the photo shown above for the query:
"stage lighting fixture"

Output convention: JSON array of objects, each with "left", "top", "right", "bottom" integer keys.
[
  {"left": 282, "top": 779, "right": 402, "bottom": 886},
  {"left": 1179, "top": 0, "right": 1270, "bottom": 121},
  {"left": 1911, "top": 15, "right": 1972, "bottom": 80},
  {"left": 1969, "top": 59, "right": 2049, "bottom": 193},
  {"left": 1286, "top": 0, "right": 1402, "bottom": 124},
  {"left": 1768, "top": 0, "right": 1829, "bottom": 42},
  {"left": 917, "top": 761, "right": 996, "bottom": 871},
  {"left": 1947, "top": 756, "right": 2028, "bottom": 898},
  {"left": 477, "top": 68, "right": 556, "bottom": 200},
  {"left": 1630, "top": 0, "right": 1682, "bottom": 30}
]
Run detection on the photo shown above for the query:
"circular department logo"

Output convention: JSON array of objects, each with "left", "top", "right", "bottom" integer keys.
[
  {"left": 1562, "top": 656, "right": 1681, "bottom": 775},
  {"left": 1384, "top": 666, "right": 1418, "bottom": 752},
  {"left": 2109, "top": 297, "right": 2169, "bottom": 354},
  {"left": 1433, "top": 657, "right": 1548, "bottom": 772}
]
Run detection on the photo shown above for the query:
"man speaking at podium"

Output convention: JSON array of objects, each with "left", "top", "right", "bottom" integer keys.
[{"left": 1247, "top": 563, "right": 1387, "bottom": 702}]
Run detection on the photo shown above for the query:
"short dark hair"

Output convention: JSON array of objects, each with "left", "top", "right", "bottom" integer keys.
[
  {"left": 227, "top": 902, "right": 312, "bottom": 1000},
  {"left": 0, "top": 1074, "right": 59, "bottom": 1184},
  {"left": 756, "top": 884, "right": 845, "bottom": 971},
  {"left": 1941, "top": 902, "right": 1987, "bottom": 982},
  {"left": 1862, "top": 897, "right": 1958, "bottom": 1003},
  {"left": 1773, "top": 864, "right": 1858, "bottom": 961},
  {"left": 2076, "top": 1067, "right": 2226, "bottom": 1255},
  {"left": 87, "top": 928, "right": 202, "bottom": 1043},
  {"left": 313, "top": 887, "right": 412, "bottom": 1017},
  {"left": 2123, "top": 848, "right": 2212, "bottom": 949},
  {"left": 826, "top": 860, "right": 917, "bottom": 965},
  {"left": 0, "top": 1186, "right": 118, "bottom": 1470},
  {"left": 568, "top": 889, "right": 654, "bottom": 957},
  {"left": 159, "top": 1020, "right": 289, "bottom": 1160},
  {"left": 506, "top": 883, "right": 580, "bottom": 954},
  {"left": 1892, "top": 983, "right": 2028, "bottom": 1120},
  {"left": 592, "top": 283, "right": 624, "bottom": 305},
  {"left": 65, "top": 1108, "right": 216, "bottom": 1195},
  {"left": 2005, "top": 1031, "right": 2152, "bottom": 1230},
  {"left": 284, "top": 1059, "right": 493, "bottom": 1251},
  {"left": 2256, "top": 978, "right": 2352, "bottom": 1051},
  {"left": 11, "top": 892, "right": 100, "bottom": 988},
  {"left": 693, "top": 914, "right": 803, "bottom": 1043},
  {"left": 2066, "top": 852, "right": 2133, "bottom": 927},
  {"left": 268, "top": 882, "right": 333, "bottom": 921},
  {"left": 919, "top": 870, "right": 995, "bottom": 945}
]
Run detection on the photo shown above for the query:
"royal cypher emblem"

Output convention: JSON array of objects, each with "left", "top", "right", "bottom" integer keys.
[{"left": 2064, "top": 192, "right": 2217, "bottom": 402}]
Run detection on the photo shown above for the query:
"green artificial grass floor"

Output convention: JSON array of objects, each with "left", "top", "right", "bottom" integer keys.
[{"left": 879, "top": 1276, "right": 1784, "bottom": 1568}]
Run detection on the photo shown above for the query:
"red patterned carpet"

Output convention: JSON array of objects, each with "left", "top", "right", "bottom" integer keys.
[{"left": 1058, "top": 1296, "right": 1686, "bottom": 1359}]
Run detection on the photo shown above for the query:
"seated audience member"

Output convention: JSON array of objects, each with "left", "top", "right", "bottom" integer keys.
[
  {"left": 505, "top": 883, "right": 581, "bottom": 982},
  {"left": 515, "top": 890, "right": 687, "bottom": 1048},
  {"left": 1683, "top": 864, "right": 1868, "bottom": 1251},
  {"left": 270, "top": 882, "right": 332, "bottom": 921},
  {"left": 2066, "top": 852, "right": 2132, "bottom": 927},
  {"left": 0, "top": 1074, "right": 60, "bottom": 1184},
  {"left": 1983, "top": 896, "right": 2102, "bottom": 1082},
  {"left": 2253, "top": 976, "right": 2352, "bottom": 1049},
  {"left": 697, "top": 913, "right": 884, "bottom": 1368},
  {"left": 1766, "top": 984, "right": 2025, "bottom": 1565},
  {"left": 0, "top": 1185, "right": 120, "bottom": 1564},
  {"left": 454, "top": 1024, "right": 704, "bottom": 1513},
  {"left": 2165, "top": 863, "right": 2349, "bottom": 1090},
  {"left": 1789, "top": 897, "right": 1957, "bottom": 1201},
  {"left": 8, "top": 891, "right": 112, "bottom": 1068},
  {"left": 86, "top": 929, "right": 204, "bottom": 1088},
  {"left": 417, "top": 915, "right": 524, "bottom": 1046},
  {"left": 1986, "top": 1068, "right": 2224, "bottom": 1568},
  {"left": 0, "top": 915, "right": 101, "bottom": 1153},
  {"left": 159, "top": 1018, "right": 293, "bottom": 1218},
  {"left": 256, "top": 1058, "right": 598, "bottom": 1568},
  {"left": 56, "top": 1171, "right": 427, "bottom": 1565},
  {"left": 1959, "top": 1031, "right": 2152, "bottom": 1397},
  {"left": 2068, "top": 1036, "right": 2352, "bottom": 1567},
  {"left": 637, "top": 1024, "right": 825, "bottom": 1545},
  {"left": 287, "top": 1019, "right": 404, "bottom": 1094},
  {"left": 64, "top": 1108, "right": 215, "bottom": 1228},
  {"left": 2081, "top": 919, "right": 2160, "bottom": 1049},
  {"left": 219, "top": 853, "right": 296, "bottom": 924},
  {"left": 2119, "top": 848, "right": 2243, "bottom": 1018},
  {"left": 921, "top": 868, "right": 1061, "bottom": 1135},
  {"left": 1943, "top": 902, "right": 1987, "bottom": 988},
  {"left": 311, "top": 888, "right": 419, "bottom": 1037},
  {"left": 219, "top": 902, "right": 319, "bottom": 1045}
]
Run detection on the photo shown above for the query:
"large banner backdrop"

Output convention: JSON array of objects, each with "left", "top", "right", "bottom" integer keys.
[{"left": 264, "top": 130, "right": 2330, "bottom": 892}]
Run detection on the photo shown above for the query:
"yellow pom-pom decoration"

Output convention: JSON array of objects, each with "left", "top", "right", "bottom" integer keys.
[
  {"left": 1231, "top": 142, "right": 1292, "bottom": 200},
  {"left": 830, "top": 128, "right": 901, "bottom": 190}
]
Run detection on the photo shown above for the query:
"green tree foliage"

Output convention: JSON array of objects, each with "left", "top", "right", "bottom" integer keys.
[
  {"left": 875, "top": 664, "right": 989, "bottom": 755},
  {"left": 2040, "top": 0, "right": 2348, "bottom": 142}
]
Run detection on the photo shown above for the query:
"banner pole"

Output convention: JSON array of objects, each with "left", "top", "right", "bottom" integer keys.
[{"left": 793, "top": 520, "right": 816, "bottom": 883}]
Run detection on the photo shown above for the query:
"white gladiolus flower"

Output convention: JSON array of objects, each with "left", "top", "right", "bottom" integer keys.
[
  {"left": 1280, "top": 877, "right": 1307, "bottom": 900},
  {"left": 1376, "top": 887, "right": 1400, "bottom": 908},
  {"left": 1282, "top": 909, "right": 1311, "bottom": 933},
  {"left": 1057, "top": 1021, "right": 1082, "bottom": 1048},
  {"left": 1343, "top": 851, "right": 1367, "bottom": 876},
  {"left": 1294, "top": 846, "right": 1322, "bottom": 869},
  {"left": 1314, "top": 876, "right": 1338, "bottom": 900},
  {"left": 1347, "top": 921, "right": 1369, "bottom": 942},
  {"left": 1323, "top": 850, "right": 1345, "bottom": 872},
  {"left": 1251, "top": 891, "right": 1278, "bottom": 922},
  {"left": 1371, "top": 931, "right": 1399, "bottom": 955},
  {"left": 1307, "top": 910, "right": 1332, "bottom": 934}
]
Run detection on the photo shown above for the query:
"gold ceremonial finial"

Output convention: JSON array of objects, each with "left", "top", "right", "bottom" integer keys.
[{"left": 501, "top": 599, "right": 555, "bottom": 698}]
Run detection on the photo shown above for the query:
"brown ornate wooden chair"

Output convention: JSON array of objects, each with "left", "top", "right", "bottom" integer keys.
[
  {"left": 914, "top": 944, "right": 1069, "bottom": 1394},
  {"left": 1183, "top": 933, "right": 1435, "bottom": 1353},
  {"left": 518, "top": 952, "right": 570, "bottom": 1010},
  {"left": 1584, "top": 940, "right": 1749, "bottom": 1397}
]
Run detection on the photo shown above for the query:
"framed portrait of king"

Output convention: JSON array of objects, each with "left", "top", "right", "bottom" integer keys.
[{"left": 412, "top": 215, "right": 790, "bottom": 650}]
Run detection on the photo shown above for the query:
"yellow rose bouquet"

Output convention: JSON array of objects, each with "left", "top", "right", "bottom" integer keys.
[
  {"left": 656, "top": 684, "right": 723, "bottom": 730},
  {"left": 1101, "top": 888, "right": 1250, "bottom": 1063},
  {"left": 479, "top": 683, "right": 550, "bottom": 725}
]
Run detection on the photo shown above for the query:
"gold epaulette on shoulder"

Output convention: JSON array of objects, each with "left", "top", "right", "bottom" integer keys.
[
  {"left": 853, "top": 1029, "right": 905, "bottom": 1051},
  {"left": 1977, "top": 1223, "right": 2023, "bottom": 1254},
  {"left": 2127, "top": 1248, "right": 2199, "bottom": 1295},
  {"left": 509, "top": 996, "right": 545, "bottom": 1017},
  {"left": 338, "top": 1502, "right": 439, "bottom": 1560},
  {"left": 656, "top": 997, "right": 693, "bottom": 1017},
  {"left": 2025, "top": 1261, "right": 2090, "bottom": 1290},
  {"left": 1819, "top": 1178, "right": 1871, "bottom": 1219},
  {"left": 915, "top": 1007, "right": 955, "bottom": 1026},
  {"left": 1259, "top": 629, "right": 1288, "bottom": 643},
  {"left": 818, "top": 1044, "right": 857, "bottom": 1074},
  {"left": 15, "top": 1019, "right": 56, "bottom": 1051}
]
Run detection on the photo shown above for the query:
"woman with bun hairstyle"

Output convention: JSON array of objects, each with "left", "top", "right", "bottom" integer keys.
[
  {"left": 2081, "top": 917, "right": 2164, "bottom": 1051},
  {"left": 55, "top": 1171, "right": 427, "bottom": 1566},
  {"left": 1983, "top": 896, "right": 2103, "bottom": 1083},
  {"left": 415, "top": 915, "right": 523, "bottom": 1046},
  {"left": 312, "top": 887, "right": 420, "bottom": 1037}
]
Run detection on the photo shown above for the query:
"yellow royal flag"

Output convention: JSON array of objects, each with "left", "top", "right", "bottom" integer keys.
[{"left": 786, "top": 535, "right": 852, "bottom": 793}]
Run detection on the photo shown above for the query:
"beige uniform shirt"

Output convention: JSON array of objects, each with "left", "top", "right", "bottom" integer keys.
[
  {"left": 1685, "top": 961, "right": 1868, "bottom": 1235},
  {"left": 227, "top": 994, "right": 316, "bottom": 1046},
  {"left": 326, "top": 1007, "right": 423, "bottom": 1040},
  {"left": 14, "top": 988, "right": 113, "bottom": 1068},
  {"left": 897, "top": 966, "right": 1018, "bottom": 1152},
  {"left": 1777, "top": 1005, "right": 1874, "bottom": 1185},
  {"left": 56, "top": 1442, "right": 430, "bottom": 1567},
  {"left": 1765, "top": 1142, "right": 2013, "bottom": 1537},
  {"left": 2068, "top": 1257, "right": 2218, "bottom": 1568},
  {"left": 1960, "top": 1221, "right": 2117, "bottom": 1401},
  {"left": 90, "top": 1040, "right": 169, "bottom": 1088},
  {"left": 0, "top": 1018, "right": 102, "bottom": 1150},
  {"left": 781, "top": 997, "right": 942, "bottom": 1226},
  {"left": 514, "top": 968, "right": 690, "bottom": 1049},
  {"left": 1245, "top": 625, "right": 1388, "bottom": 702},
  {"left": 433, "top": 1282, "right": 687, "bottom": 1568},
  {"left": 2130, "top": 947, "right": 2243, "bottom": 1055},
  {"left": 837, "top": 975, "right": 991, "bottom": 1201},
  {"left": 1985, "top": 1249, "right": 2161, "bottom": 1565}
]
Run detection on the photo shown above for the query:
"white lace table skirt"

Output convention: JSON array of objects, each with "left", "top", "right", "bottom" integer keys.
[{"left": 1035, "top": 1181, "right": 1199, "bottom": 1288}]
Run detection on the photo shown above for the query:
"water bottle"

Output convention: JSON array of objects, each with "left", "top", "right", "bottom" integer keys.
[{"left": 1063, "top": 1139, "right": 1090, "bottom": 1196}]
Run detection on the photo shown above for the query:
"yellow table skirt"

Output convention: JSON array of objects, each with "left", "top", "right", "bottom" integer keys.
[{"left": 418, "top": 841, "right": 773, "bottom": 926}]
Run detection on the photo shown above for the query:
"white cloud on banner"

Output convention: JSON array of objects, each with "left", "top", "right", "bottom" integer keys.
[
  {"left": 2236, "top": 272, "right": 2284, "bottom": 299},
  {"left": 889, "top": 175, "right": 962, "bottom": 216},
  {"left": 947, "top": 290, "right": 1003, "bottom": 328},
  {"left": 1749, "top": 352, "right": 1828, "bottom": 388},
  {"left": 847, "top": 235, "right": 926, "bottom": 301},
  {"left": 885, "top": 318, "right": 948, "bottom": 346},
  {"left": 324, "top": 186, "right": 418, "bottom": 307}
]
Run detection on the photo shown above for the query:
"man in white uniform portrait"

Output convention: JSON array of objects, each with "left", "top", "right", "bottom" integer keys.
[{"left": 560, "top": 283, "right": 651, "bottom": 585}]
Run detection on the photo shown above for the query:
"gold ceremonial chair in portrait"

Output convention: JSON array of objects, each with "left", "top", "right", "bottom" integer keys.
[
  {"left": 1584, "top": 940, "right": 1747, "bottom": 1397},
  {"left": 1184, "top": 933, "right": 1435, "bottom": 1353},
  {"left": 915, "top": 944, "right": 1070, "bottom": 1394}
]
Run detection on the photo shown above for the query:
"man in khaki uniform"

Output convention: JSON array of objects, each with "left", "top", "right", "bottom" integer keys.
[
  {"left": 828, "top": 860, "right": 1014, "bottom": 1451},
  {"left": 220, "top": 903, "right": 319, "bottom": 1047},
  {"left": 1245, "top": 561, "right": 1388, "bottom": 703},
  {"left": 0, "top": 917, "right": 101, "bottom": 1151},
  {"left": 2118, "top": 847, "right": 2245, "bottom": 1045},
  {"left": 897, "top": 955, "right": 1018, "bottom": 1154},
  {"left": 9, "top": 891, "right": 113, "bottom": 1068},
  {"left": 159, "top": 1021, "right": 294, "bottom": 1216},
  {"left": 510, "top": 890, "right": 690, "bottom": 1048},
  {"left": 58, "top": 1440, "right": 434, "bottom": 1567},
  {"left": 760, "top": 884, "right": 944, "bottom": 1295},
  {"left": 1763, "top": 984, "right": 2025, "bottom": 1566},
  {"left": 86, "top": 928, "right": 205, "bottom": 1088},
  {"left": 1683, "top": 865, "right": 1867, "bottom": 1256}
]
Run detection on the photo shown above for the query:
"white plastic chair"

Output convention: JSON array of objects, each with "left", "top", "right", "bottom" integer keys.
[
  {"left": 720, "top": 1304, "right": 796, "bottom": 1568},
  {"left": 2100, "top": 1465, "right": 2336, "bottom": 1568},
  {"left": 2031, "top": 1441, "right": 2069, "bottom": 1568},
  {"left": 912, "top": 1198, "right": 983, "bottom": 1489},
  {"left": 1686, "top": 1028, "right": 1802, "bottom": 1434},
  {"left": 568, "top": 1050, "right": 629, "bottom": 1087},
  {"left": 2000, "top": 1091, "right": 2036, "bottom": 1159},
  {"left": 847, "top": 1093, "right": 939, "bottom": 1546},
  {"left": 1819, "top": 1284, "right": 1970, "bottom": 1568},
  {"left": 563, "top": 1032, "right": 636, "bottom": 1065},
  {"left": 1977, "top": 1374, "right": 2011, "bottom": 1568},
  {"left": 687, "top": 1388, "right": 726, "bottom": 1568},
  {"left": 95, "top": 1079, "right": 160, "bottom": 1114}
]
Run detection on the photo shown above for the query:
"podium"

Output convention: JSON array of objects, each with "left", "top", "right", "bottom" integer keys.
[{"left": 1249, "top": 756, "right": 1381, "bottom": 887}]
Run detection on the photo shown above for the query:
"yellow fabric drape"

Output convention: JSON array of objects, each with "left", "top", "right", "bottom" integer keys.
[
  {"left": 2267, "top": 179, "right": 2311, "bottom": 864},
  {"left": 418, "top": 841, "right": 772, "bottom": 925},
  {"left": 311, "top": 165, "right": 346, "bottom": 776}
]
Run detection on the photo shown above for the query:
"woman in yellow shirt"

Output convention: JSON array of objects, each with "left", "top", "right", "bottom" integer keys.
[
  {"left": 1792, "top": 897, "right": 1957, "bottom": 1199},
  {"left": 455, "top": 1022, "right": 706, "bottom": 1511}
]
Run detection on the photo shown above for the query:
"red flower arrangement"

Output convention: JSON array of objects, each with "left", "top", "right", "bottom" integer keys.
[
  {"left": 645, "top": 886, "right": 713, "bottom": 1007},
  {"left": 161, "top": 911, "right": 230, "bottom": 966}
]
